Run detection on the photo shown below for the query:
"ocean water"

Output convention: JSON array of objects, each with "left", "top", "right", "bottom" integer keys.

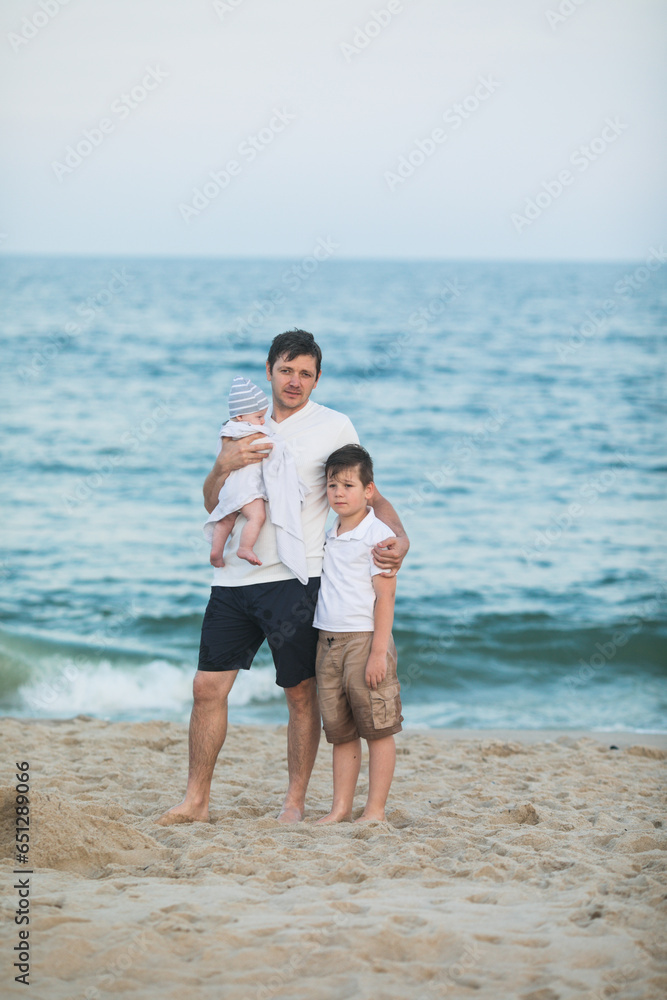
[{"left": 1, "top": 254, "right": 665, "bottom": 731}]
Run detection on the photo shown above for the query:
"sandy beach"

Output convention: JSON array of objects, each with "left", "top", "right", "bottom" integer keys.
[{"left": 1, "top": 717, "right": 666, "bottom": 999}]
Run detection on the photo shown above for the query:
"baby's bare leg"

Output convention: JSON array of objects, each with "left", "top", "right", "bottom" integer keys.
[
  {"left": 209, "top": 512, "right": 238, "bottom": 567},
  {"left": 236, "top": 497, "right": 266, "bottom": 566},
  {"left": 356, "top": 735, "right": 396, "bottom": 822}
]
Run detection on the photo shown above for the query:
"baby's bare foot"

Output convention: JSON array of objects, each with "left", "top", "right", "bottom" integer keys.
[
  {"left": 210, "top": 552, "right": 225, "bottom": 567},
  {"left": 237, "top": 547, "right": 262, "bottom": 566}
]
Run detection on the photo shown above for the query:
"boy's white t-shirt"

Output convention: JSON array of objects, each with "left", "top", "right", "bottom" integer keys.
[
  {"left": 313, "top": 508, "right": 393, "bottom": 632},
  {"left": 211, "top": 400, "right": 359, "bottom": 587}
]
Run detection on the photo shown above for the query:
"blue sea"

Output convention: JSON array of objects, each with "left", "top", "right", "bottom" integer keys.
[{"left": 1, "top": 254, "right": 665, "bottom": 731}]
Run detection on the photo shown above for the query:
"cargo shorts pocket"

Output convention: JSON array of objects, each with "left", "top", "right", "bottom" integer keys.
[{"left": 370, "top": 681, "right": 401, "bottom": 729}]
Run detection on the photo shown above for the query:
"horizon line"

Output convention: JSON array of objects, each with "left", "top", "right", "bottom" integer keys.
[{"left": 0, "top": 250, "right": 658, "bottom": 266}]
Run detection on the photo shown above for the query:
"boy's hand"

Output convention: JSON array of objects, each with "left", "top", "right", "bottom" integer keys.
[{"left": 365, "top": 651, "right": 387, "bottom": 690}]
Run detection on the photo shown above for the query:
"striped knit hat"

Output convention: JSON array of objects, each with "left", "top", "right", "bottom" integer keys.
[{"left": 228, "top": 376, "right": 270, "bottom": 419}]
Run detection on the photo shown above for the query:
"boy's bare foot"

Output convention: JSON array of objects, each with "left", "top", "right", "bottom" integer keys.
[
  {"left": 316, "top": 809, "right": 352, "bottom": 824},
  {"left": 155, "top": 800, "right": 210, "bottom": 826},
  {"left": 210, "top": 552, "right": 224, "bottom": 567},
  {"left": 277, "top": 804, "right": 303, "bottom": 823},
  {"left": 237, "top": 547, "right": 262, "bottom": 566},
  {"left": 354, "top": 809, "right": 386, "bottom": 823}
]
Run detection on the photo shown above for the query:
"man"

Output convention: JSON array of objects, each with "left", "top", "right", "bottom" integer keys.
[{"left": 158, "top": 329, "right": 409, "bottom": 825}]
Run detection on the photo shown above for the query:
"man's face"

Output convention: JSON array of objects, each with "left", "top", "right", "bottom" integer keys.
[{"left": 266, "top": 353, "right": 320, "bottom": 413}]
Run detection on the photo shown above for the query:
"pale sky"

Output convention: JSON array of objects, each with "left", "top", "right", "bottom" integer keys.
[{"left": 1, "top": 0, "right": 665, "bottom": 260}]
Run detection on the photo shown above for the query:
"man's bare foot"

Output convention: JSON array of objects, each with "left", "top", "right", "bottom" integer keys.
[
  {"left": 276, "top": 804, "right": 303, "bottom": 824},
  {"left": 316, "top": 809, "right": 352, "bottom": 824},
  {"left": 354, "top": 810, "right": 386, "bottom": 823},
  {"left": 210, "top": 552, "right": 224, "bottom": 567},
  {"left": 237, "top": 546, "right": 262, "bottom": 566},
  {"left": 155, "top": 801, "right": 210, "bottom": 826}
]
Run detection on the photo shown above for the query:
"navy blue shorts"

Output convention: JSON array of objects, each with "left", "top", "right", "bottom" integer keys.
[{"left": 197, "top": 578, "right": 321, "bottom": 688}]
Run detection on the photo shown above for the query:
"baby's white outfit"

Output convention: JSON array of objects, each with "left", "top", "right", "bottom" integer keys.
[{"left": 203, "top": 420, "right": 310, "bottom": 585}]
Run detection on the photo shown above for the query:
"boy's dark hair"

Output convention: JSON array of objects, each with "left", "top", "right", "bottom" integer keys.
[
  {"left": 267, "top": 329, "right": 322, "bottom": 375},
  {"left": 325, "top": 444, "right": 374, "bottom": 488}
]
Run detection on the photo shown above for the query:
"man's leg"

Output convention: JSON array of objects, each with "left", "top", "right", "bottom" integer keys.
[
  {"left": 278, "top": 676, "right": 321, "bottom": 823},
  {"left": 156, "top": 669, "right": 238, "bottom": 825}
]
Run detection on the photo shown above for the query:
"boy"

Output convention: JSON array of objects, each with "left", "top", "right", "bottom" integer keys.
[{"left": 313, "top": 443, "right": 403, "bottom": 823}]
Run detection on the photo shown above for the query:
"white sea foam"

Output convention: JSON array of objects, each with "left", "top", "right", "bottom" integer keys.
[
  {"left": 17, "top": 658, "right": 282, "bottom": 721},
  {"left": 18, "top": 659, "right": 192, "bottom": 719}
]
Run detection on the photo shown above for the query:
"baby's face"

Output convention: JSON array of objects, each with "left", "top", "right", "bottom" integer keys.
[{"left": 235, "top": 409, "right": 267, "bottom": 426}]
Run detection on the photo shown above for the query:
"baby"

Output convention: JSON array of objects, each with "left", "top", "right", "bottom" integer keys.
[{"left": 203, "top": 376, "right": 310, "bottom": 582}]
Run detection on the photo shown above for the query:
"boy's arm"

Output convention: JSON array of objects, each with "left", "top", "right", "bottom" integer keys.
[
  {"left": 365, "top": 573, "right": 397, "bottom": 690},
  {"left": 367, "top": 488, "right": 409, "bottom": 576},
  {"left": 203, "top": 433, "right": 273, "bottom": 513}
]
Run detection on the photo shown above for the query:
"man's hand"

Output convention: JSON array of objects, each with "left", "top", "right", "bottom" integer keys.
[
  {"left": 203, "top": 433, "right": 273, "bottom": 512},
  {"left": 365, "top": 650, "right": 388, "bottom": 690},
  {"left": 372, "top": 535, "right": 409, "bottom": 577},
  {"left": 220, "top": 432, "right": 273, "bottom": 471}
]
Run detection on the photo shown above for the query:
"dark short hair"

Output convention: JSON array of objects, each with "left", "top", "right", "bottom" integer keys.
[
  {"left": 267, "top": 329, "right": 322, "bottom": 375},
  {"left": 325, "top": 444, "right": 374, "bottom": 488}
]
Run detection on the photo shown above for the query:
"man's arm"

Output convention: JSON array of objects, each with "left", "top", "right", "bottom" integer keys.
[
  {"left": 368, "top": 488, "right": 410, "bottom": 576},
  {"left": 203, "top": 433, "right": 273, "bottom": 513},
  {"left": 365, "top": 573, "right": 396, "bottom": 690}
]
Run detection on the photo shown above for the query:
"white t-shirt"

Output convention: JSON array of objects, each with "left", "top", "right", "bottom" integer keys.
[
  {"left": 313, "top": 508, "right": 393, "bottom": 632},
  {"left": 211, "top": 399, "right": 359, "bottom": 586}
]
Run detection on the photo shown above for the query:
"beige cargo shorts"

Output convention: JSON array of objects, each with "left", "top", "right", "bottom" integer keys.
[{"left": 315, "top": 631, "right": 403, "bottom": 744}]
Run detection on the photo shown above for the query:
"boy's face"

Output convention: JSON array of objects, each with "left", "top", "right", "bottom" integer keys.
[
  {"left": 326, "top": 466, "right": 373, "bottom": 517},
  {"left": 235, "top": 409, "right": 267, "bottom": 425}
]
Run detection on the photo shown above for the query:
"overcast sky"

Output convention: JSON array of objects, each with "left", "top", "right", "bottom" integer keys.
[{"left": 1, "top": 0, "right": 665, "bottom": 260}]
